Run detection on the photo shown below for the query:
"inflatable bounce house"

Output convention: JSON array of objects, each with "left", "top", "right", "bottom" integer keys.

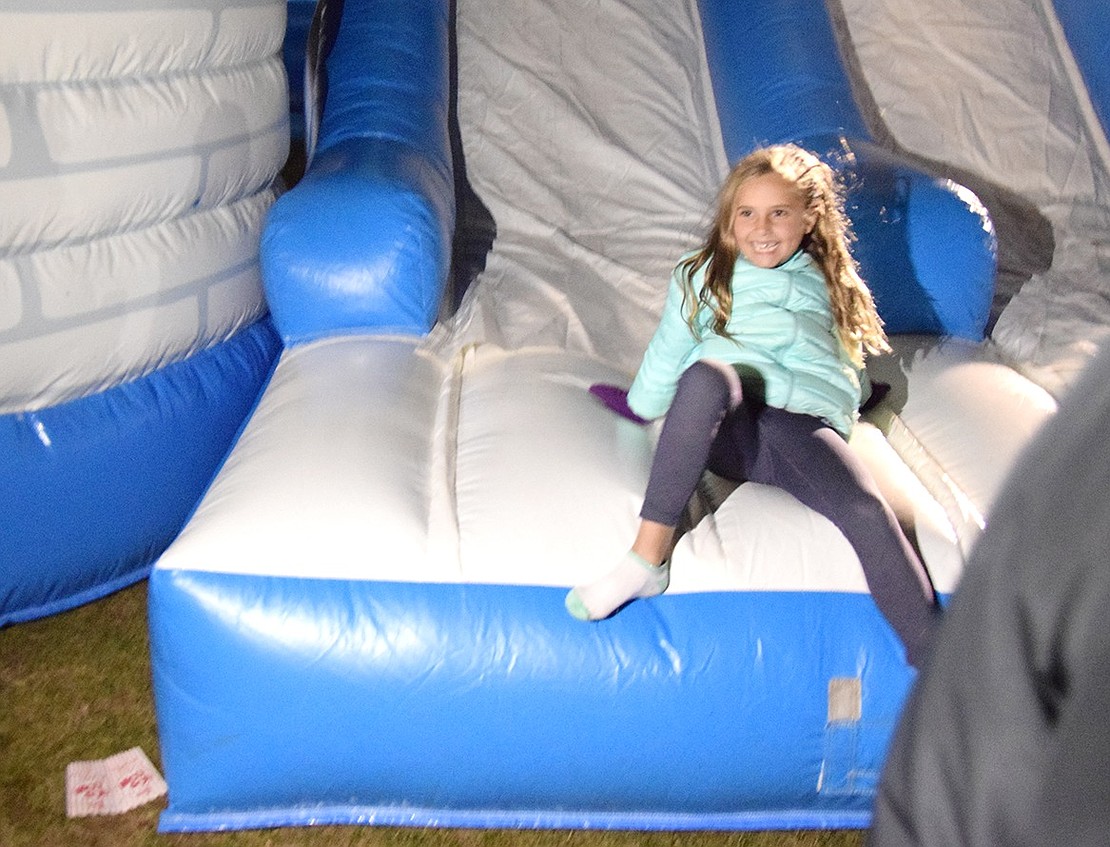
[{"left": 4, "top": 0, "right": 1108, "bottom": 833}]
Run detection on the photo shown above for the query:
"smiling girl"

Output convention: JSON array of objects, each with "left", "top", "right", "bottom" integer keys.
[{"left": 568, "top": 144, "right": 940, "bottom": 667}]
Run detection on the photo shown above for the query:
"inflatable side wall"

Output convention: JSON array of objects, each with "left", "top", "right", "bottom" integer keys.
[
  {"left": 700, "top": 0, "right": 997, "bottom": 341},
  {"left": 0, "top": 1, "right": 287, "bottom": 625},
  {"left": 262, "top": 0, "right": 455, "bottom": 342}
]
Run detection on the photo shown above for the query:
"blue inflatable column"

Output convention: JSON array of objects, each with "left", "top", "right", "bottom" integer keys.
[
  {"left": 697, "top": 0, "right": 997, "bottom": 341},
  {"left": 262, "top": 0, "right": 456, "bottom": 343}
]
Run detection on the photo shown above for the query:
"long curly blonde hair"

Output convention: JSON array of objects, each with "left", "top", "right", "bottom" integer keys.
[{"left": 678, "top": 143, "right": 889, "bottom": 366}]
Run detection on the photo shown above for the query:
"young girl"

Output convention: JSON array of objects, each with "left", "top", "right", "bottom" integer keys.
[{"left": 566, "top": 144, "right": 940, "bottom": 667}]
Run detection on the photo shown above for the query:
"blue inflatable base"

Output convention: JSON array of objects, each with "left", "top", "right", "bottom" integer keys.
[
  {"left": 151, "top": 569, "right": 914, "bottom": 832},
  {"left": 0, "top": 320, "right": 280, "bottom": 627},
  {"left": 159, "top": 803, "right": 872, "bottom": 833}
]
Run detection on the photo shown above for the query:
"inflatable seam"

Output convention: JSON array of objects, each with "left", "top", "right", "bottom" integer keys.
[
  {"left": 1034, "top": 0, "right": 1110, "bottom": 179},
  {"left": 0, "top": 5, "right": 285, "bottom": 87},
  {"left": 879, "top": 411, "right": 982, "bottom": 560},
  {"left": 0, "top": 58, "right": 283, "bottom": 92},
  {"left": 424, "top": 343, "right": 469, "bottom": 577}
]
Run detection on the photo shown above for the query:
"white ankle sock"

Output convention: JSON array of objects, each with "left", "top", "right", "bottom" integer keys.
[{"left": 565, "top": 551, "right": 670, "bottom": 621}]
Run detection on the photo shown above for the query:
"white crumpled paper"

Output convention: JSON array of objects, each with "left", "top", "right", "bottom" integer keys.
[{"left": 64, "top": 747, "right": 167, "bottom": 817}]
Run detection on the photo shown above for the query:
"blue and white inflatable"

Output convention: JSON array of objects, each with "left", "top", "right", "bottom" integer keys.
[
  {"left": 6, "top": 0, "right": 1109, "bottom": 834},
  {"left": 0, "top": 0, "right": 287, "bottom": 625}
]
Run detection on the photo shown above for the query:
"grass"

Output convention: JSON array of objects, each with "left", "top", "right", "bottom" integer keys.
[{"left": 0, "top": 583, "right": 865, "bottom": 847}]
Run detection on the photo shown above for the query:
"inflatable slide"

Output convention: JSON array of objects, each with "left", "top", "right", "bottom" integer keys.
[{"left": 7, "top": 0, "right": 1109, "bottom": 834}]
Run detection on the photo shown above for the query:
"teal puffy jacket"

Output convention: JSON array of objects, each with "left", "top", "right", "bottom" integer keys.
[{"left": 627, "top": 249, "right": 862, "bottom": 437}]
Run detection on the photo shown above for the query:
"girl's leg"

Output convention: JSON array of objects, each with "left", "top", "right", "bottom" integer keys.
[
  {"left": 637, "top": 360, "right": 742, "bottom": 530},
  {"left": 566, "top": 361, "right": 739, "bottom": 620},
  {"left": 750, "top": 408, "right": 940, "bottom": 667}
]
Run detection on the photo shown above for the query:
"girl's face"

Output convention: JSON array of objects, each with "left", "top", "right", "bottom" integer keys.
[{"left": 729, "top": 172, "right": 816, "bottom": 269}]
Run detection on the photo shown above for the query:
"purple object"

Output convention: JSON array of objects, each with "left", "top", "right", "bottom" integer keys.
[{"left": 589, "top": 383, "right": 650, "bottom": 425}]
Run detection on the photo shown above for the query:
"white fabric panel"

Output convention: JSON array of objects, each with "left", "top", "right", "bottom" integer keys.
[
  {"left": 0, "top": 194, "right": 271, "bottom": 413},
  {"left": 1, "top": 299, "right": 201, "bottom": 409},
  {"left": 867, "top": 335, "right": 1058, "bottom": 558},
  {"left": 160, "top": 339, "right": 652, "bottom": 585},
  {"left": 0, "top": 120, "right": 285, "bottom": 253},
  {"left": 34, "top": 60, "right": 286, "bottom": 168},
  {"left": 200, "top": 126, "right": 290, "bottom": 208},
  {"left": 840, "top": 0, "right": 1110, "bottom": 396},
  {"left": 161, "top": 337, "right": 974, "bottom": 596},
  {"left": 35, "top": 242, "right": 210, "bottom": 328},
  {"left": 0, "top": 4, "right": 284, "bottom": 84},
  {"left": 211, "top": 5, "right": 288, "bottom": 67},
  {"left": 0, "top": 1, "right": 286, "bottom": 413},
  {"left": 0, "top": 10, "right": 212, "bottom": 83},
  {"left": 452, "top": 346, "right": 654, "bottom": 586},
  {"left": 672, "top": 483, "right": 867, "bottom": 595},
  {"left": 206, "top": 266, "right": 272, "bottom": 333},
  {"left": 28, "top": 195, "right": 266, "bottom": 320},
  {"left": 422, "top": 0, "right": 728, "bottom": 377},
  {"left": 159, "top": 337, "right": 448, "bottom": 581},
  {"left": 2, "top": 158, "right": 205, "bottom": 253}
]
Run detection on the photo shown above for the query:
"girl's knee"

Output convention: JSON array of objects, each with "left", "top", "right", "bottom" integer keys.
[
  {"left": 842, "top": 486, "right": 892, "bottom": 524},
  {"left": 677, "top": 360, "right": 740, "bottom": 409}
]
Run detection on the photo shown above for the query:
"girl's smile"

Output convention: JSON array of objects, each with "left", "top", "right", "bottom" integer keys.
[{"left": 730, "top": 172, "right": 816, "bottom": 268}]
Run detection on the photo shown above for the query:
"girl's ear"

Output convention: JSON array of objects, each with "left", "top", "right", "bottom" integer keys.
[{"left": 804, "top": 208, "right": 818, "bottom": 234}]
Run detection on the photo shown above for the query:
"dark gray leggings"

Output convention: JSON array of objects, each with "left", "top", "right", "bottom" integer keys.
[{"left": 641, "top": 361, "right": 939, "bottom": 666}]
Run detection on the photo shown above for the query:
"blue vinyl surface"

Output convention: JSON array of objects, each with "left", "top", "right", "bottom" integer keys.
[
  {"left": 261, "top": 0, "right": 455, "bottom": 344},
  {"left": 698, "top": 0, "right": 997, "bottom": 341},
  {"left": 152, "top": 569, "right": 911, "bottom": 831},
  {"left": 0, "top": 320, "right": 279, "bottom": 626},
  {"left": 1052, "top": 0, "right": 1110, "bottom": 137}
]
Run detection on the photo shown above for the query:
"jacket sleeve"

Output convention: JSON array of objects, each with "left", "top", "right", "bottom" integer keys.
[{"left": 626, "top": 266, "right": 698, "bottom": 420}]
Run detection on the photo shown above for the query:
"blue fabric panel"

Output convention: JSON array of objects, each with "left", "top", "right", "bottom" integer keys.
[
  {"left": 1052, "top": 0, "right": 1110, "bottom": 139},
  {"left": 697, "top": 0, "right": 869, "bottom": 159},
  {"left": 696, "top": 0, "right": 996, "bottom": 341},
  {"left": 0, "top": 321, "right": 280, "bottom": 627},
  {"left": 838, "top": 138, "right": 997, "bottom": 340},
  {"left": 261, "top": 0, "right": 455, "bottom": 344},
  {"left": 151, "top": 569, "right": 914, "bottom": 830},
  {"left": 315, "top": 0, "right": 451, "bottom": 163},
  {"left": 159, "top": 800, "right": 872, "bottom": 833}
]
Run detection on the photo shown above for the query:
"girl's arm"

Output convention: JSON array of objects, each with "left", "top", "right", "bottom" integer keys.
[{"left": 626, "top": 267, "right": 699, "bottom": 420}]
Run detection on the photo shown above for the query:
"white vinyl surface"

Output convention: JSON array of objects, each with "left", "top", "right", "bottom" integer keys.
[
  {"left": 158, "top": 334, "right": 1055, "bottom": 597},
  {"left": 0, "top": 1, "right": 286, "bottom": 414}
]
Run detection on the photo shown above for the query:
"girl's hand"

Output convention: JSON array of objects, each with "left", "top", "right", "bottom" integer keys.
[{"left": 589, "top": 384, "right": 650, "bottom": 425}]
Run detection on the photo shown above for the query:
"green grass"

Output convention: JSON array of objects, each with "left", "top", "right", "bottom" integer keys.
[{"left": 0, "top": 584, "right": 864, "bottom": 847}]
